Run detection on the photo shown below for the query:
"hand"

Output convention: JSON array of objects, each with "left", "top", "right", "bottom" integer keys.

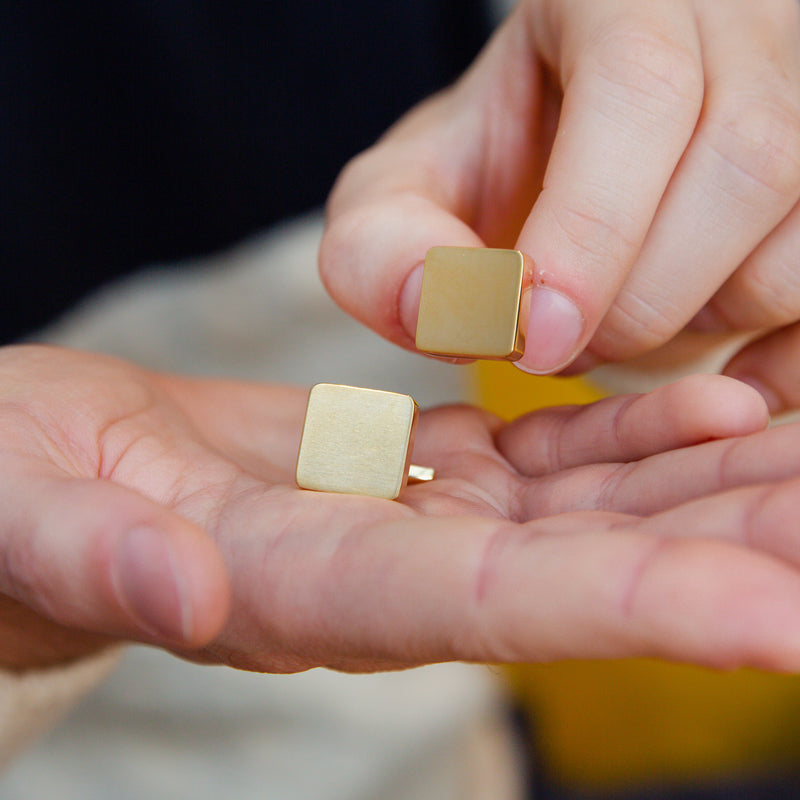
[
  {"left": 4, "top": 344, "right": 800, "bottom": 674},
  {"left": 321, "top": 0, "right": 800, "bottom": 408}
]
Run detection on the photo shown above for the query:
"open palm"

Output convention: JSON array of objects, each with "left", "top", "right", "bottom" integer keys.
[{"left": 4, "top": 344, "right": 800, "bottom": 674}]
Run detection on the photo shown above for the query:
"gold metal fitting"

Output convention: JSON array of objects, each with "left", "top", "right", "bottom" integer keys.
[
  {"left": 415, "top": 246, "right": 529, "bottom": 361},
  {"left": 295, "top": 383, "right": 435, "bottom": 501}
]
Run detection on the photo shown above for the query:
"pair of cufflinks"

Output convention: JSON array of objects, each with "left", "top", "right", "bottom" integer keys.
[{"left": 296, "top": 246, "right": 529, "bottom": 500}]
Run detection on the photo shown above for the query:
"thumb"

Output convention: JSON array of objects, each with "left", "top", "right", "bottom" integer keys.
[{"left": 0, "top": 465, "right": 231, "bottom": 651}]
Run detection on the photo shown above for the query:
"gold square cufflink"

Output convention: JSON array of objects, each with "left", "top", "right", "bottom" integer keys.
[
  {"left": 295, "top": 384, "right": 434, "bottom": 501},
  {"left": 415, "top": 246, "right": 529, "bottom": 361}
]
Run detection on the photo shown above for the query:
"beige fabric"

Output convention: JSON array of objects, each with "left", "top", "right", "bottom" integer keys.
[
  {"left": 591, "top": 331, "right": 757, "bottom": 396},
  {"left": 0, "top": 648, "right": 120, "bottom": 772},
  {"left": 592, "top": 332, "right": 800, "bottom": 427}
]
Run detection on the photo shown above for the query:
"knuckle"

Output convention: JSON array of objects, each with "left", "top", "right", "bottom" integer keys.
[
  {"left": 324, "top": 148, "right": 374, "bottom": 216},
  {"left": 593, "top": 462, "right": 634, "bottom": 512},
  {"left": 318, "top": 203, "right": 372, "bottom": 298},
  {"left": 733, "top": 256, "right": 800, "bottom": 325},
  {"left": 592, "top": 288, "right": 682, "bottom": 360},
  {"left": 704, "top": 90, "right": 800, "bottom": 202},
  {"left": 461, "top": 523, "right": 529, "bottom": 663},
  {"left": 550, "top": 199, "right": 639, "bottom": 271},
  {"left": 587, "top": 19, "right": 703, "bottom": 122},
  {"left": 323, "top": 190, "right": 436, "bottom": 335}
]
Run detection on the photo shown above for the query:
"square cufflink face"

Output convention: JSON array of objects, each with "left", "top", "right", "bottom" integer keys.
[
  {"left": 415, "top": 246, "right": 527, "bottom": 361},
  {"left": 295, "top": 384, "right": 419, "bottom": 501}
]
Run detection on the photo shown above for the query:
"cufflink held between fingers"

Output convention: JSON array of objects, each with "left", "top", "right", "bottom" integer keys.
[
  {"left": 295, "top": 383, "right": 434, "bottom": 501},
  {"left": 415, "top": 246, "right": 530, "bottom": 361}
]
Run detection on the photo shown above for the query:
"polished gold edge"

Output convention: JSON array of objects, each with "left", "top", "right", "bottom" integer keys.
[{"left": 407, "top": 464, "right": 435, "bottom": 483}]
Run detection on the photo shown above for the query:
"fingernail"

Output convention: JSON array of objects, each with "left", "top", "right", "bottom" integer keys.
[
  {"left": 113, "top": 527, "right": 191, "bottom": 643},
  {"left": 733, "top": 376, "right": 782, "bottom": 416},
  {"left": 516, "top": 287, "right": 584, "bottom": 374},
  {"left": 399, "top": 263, "right": 424, "bottom": 343}
]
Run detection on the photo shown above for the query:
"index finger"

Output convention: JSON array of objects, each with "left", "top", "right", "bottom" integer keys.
[{"left": 514, "top": 0, "right": 703, "bottom": 373}]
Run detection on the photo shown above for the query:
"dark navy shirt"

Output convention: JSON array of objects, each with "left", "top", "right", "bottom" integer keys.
[{"left": 0, "top": 2, "right": 490, "bottom": 341}]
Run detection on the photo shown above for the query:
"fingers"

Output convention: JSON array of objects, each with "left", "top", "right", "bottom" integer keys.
[
  {"left": 320, "top": 11, "right": 550, "bottom": 351},
  {"left": 232, "top": 502, "right": 800, "bottom": 672},
  {"left": 630, "top": 473, "right": 800, "bottom": 599},
  {"left": 588, "top": 0, "right": 800, "bottom": 361},
  {"left": 322, "top": 0, "right": 707, "bottom": 369},
  {"left": 497, "top": 374, "right": 768, "bottom": 477},
  {"left": 321, "top": 192, "right": 484, "bottom": 349},
  {"left": 0, "top": 462, "right": 231, "bottom": 652},
  {"left": 696, "top": 197, "right": 800, "bottom": 332},
  {"left": 520, "top": 413, "right": 800, "bottom": 518},
  {"left": 322, "top": 0, "right": 800, "bottom": 377},
  {"left": 514, "top": 0, "right": 704, "bottom": 372},
  {"left": 461, "top": 512, "right": 800, "bottom": 669},
  {"left": 723, "top": 323, "right": 800, "bottom": 414}
]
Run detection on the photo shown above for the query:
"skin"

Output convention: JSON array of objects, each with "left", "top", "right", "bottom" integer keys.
[
  {"left": 9, "top": 345, "right": 800, "bottom": 675},
  {"left": 320, "top": 0, "right": 800, "bottom": 406}
]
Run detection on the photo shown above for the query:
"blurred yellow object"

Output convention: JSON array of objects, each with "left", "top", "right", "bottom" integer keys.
[
  {"left": 474, "top": 360, "right": 800, "bottom": 791},
  {"left": 474, "top": 360, "right": 604, "bottom": 420}
]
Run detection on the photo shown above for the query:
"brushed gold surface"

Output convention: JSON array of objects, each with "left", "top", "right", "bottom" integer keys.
[
  {"left": 415, "top": 246, "right": 526, "bottom": 360},
  {"left": 295, "top": 383, "right": 420, "bottom": 500}
]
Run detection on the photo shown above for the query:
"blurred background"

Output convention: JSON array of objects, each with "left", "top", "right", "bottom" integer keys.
[{"left": 5, "top": 1, "right": 800, "bottom": 798}]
